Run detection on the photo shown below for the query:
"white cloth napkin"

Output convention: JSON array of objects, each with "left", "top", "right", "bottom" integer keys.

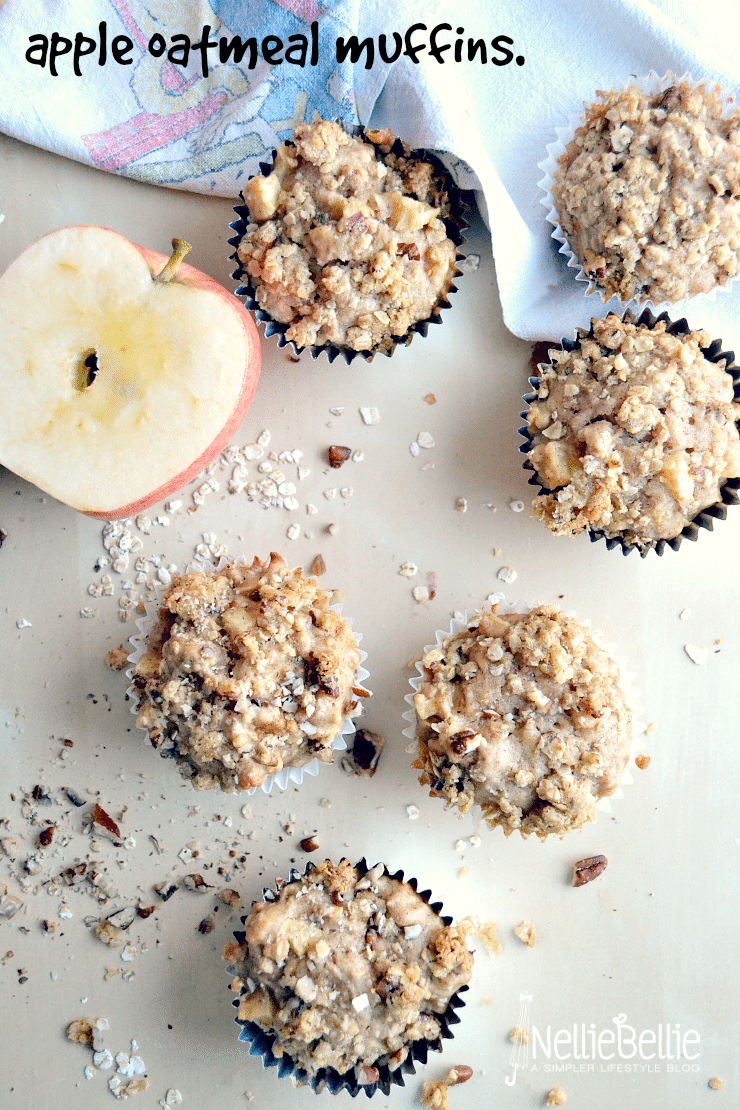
[{"left": 2, "top": 0, "right": 740, "bottom": 345}]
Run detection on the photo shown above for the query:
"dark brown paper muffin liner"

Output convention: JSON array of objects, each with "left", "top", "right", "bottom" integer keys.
[
  {"left": 228, "top": 125, "right": 471, "bottom": 365},
  {"left": 518, "top": 308, "right": 740, "bottom": 557},
  {"left": 226, "top": 858, "right": 469, "bottom": 1096}
]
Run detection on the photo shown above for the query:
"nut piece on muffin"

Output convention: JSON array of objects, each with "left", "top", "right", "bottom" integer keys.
[
  {"left": 226, "top": 859, "right": 472, "bottom": 1086},
  {"left": 552, "top": 81, "right": 740, "bottom": 303},
  {"left": 527, "top": 314, "right": 740, "bottom": 548},
  {"left": 236, "top": 118, "right": 458, "bottom": 353},
  {"left": 413, "top": 606, "right": 631, "bottom": 838},
  {"left": 132, "top": 553, "right": 367, "bottom": 791}
]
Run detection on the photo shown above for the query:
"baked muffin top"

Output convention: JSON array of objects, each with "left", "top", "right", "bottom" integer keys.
[
  {"left": 237, "top": 119, "right": 458, "bottom": 352},
  {"left": 527, "top": 314, "right": 740, "bottom": 546},
  {"left": 133, "top": 553, "right": 366, "bottom": 791},
  {"left": 413, "top": 606, "right": 631, "bottom": 838},
  {"left": 552, "top": 82, "right": 740, "bottom": 303},
  {"left": 226, "top": 859, "right": 472, "bottom": 1082}
]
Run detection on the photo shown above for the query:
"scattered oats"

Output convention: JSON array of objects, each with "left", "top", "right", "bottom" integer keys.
[
  {"left": 340, "top": 487, "right": 353, "bottom": 498},
  {"left": 454, "top": 839, "right": 466, "bottom": 852},
  {"left": 468, "top": 835, "right": 481, "bottom": 848},
  {"left": 458, "top": 866, "right": 468, "bottom": 879},
  {"left": 327, "top": 523, "right": 339, "bottom": 536},
  {"left": 223, "top": 816, "right": 233, "bottom": 828},
  {"left": 412, "top": 586, "right": 430, "bottom": 603},
  {"left": 417, "top": 431, "right": 435, "bottom": 449},
  {"left": 257, "top": 429, "right": 271, "bottom": 448},
  {"left": 157, "top": 567, "right": 172, "bottom": 586},
  {"left": 16, "top": 619, "right": 31, "bottom": 629},
  {"left": 455, "top": 498, "right": 467, "bottom": 513},
  {"left": 487, "top": 592, "right": 505, "bottom": 606},
  {"left": 399, "top": 562, "right": 418, "bottom": 578},
  {"left": 546, "top": 1088, "right": 567, "bottom": 1106},
  {"left": 85, "top": 1066, "right": 95, "bottom": 1080},
  {"left": 351, "top": 993, "right": 370, "bottom": 1012},
  {"left": 329, "top": 407, "right": 344, "bottom": 416},
  {"left": 514, "top": 921, "right": 536, "bottom": 948},
  {"left": 497, "top": 566, "right": 517, "bottom": 585},
  {"left": 708, "top": 1077, "right": 724, "bottom": 1091},
  {"left": 406, "top": 805, "right": 420, "bottom": 821},
  {"left": 352, "top": 450, "right": 364, "bottom": 462},
  {"left": 510, "top": 1026, "right": 529, "bottom": 1044},
  {"left": 166, "top": 1091, "right": 183, "bottom": 1105},
  {"left": 684, "top": 644, "right": 708, "bottom": 665},
  {"left": 359, "top": 406, "right": 380, "bottom": 425},
  {"left": 121, "top": 945, "right": 137, "bottom": 962},
  {"left": 421, "top": 461, "right": 435, "bottom": 470},
  {"left": 286, "top": 524, "right": 301, "bottom": 540},
  {"left": 165, "top": 500, "right": 182, "bottom": 513},
  {"left": 410, "top": 441, "right": 421, "bottom": 457},
  {"left": 509, "top": 499, "right": 525, "bottom": 513},
  {"left": 679, "top": 608, "right": 691, "bottom": 620},
  {"left": 644, "top": 721, "right": 657, "bottom": 736},
  {"left": 80, "top": 608, "right": 96, "bottom": 619},
  {"left": 240, "top": 805, "right": 252, "bottom": 819},
  {"left": 94, "top": 1049, "right": 114, "bottom": 1069},
  {"left": 323, "top": 488, "right": 337, "bottom": 501},
  {"left": 297, "top": 466, "right": 310, "bottom": 480},
  {"left": 306, "top": 503, "right": 318, "bottom": 515}
]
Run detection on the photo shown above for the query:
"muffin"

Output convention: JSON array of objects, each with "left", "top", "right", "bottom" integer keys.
[
  {"left": 525, "top": 313, "right": 740, "bottom": 551},
  {"left": 225, "top": 859, "right": 472, "bottom": 1094},
  {"left": 551, "top": 80, "right": 740, "bottom": 303},
  {"left": 412, "top": 605, "right": 632, "bottom": 838},
  {"left": 131, "top": 553, "right": 368, "bottom": 792},
  {"left": 231, "top": 118, "right": 463, "bottom": 360}
]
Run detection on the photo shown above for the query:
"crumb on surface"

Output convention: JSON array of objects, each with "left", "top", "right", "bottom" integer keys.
[
  {"left": 514, "top": 920, "right": 536, "bottom": 948},
  {"left": 546, "top": 1087, "right": 567, "bottom": 1106},
  {"left": 635, "top": 753, "right": 650, "bottom": 769},
  {"left": 708, "top": 1076, "right": 724, "bottom": 1090}
]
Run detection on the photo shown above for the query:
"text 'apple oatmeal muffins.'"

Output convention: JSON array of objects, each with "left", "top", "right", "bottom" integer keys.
[
  {"left": 132, "top": 553, "right": 368, "bottom": 792},
  {"left": 552, "top": 80, "right": 740, "bottom": 304},
  {"left": 413, "top": 606, "right": 632, "bottom": 838},
  {"left": 526, "top": 314, "right": 740, "bottom": 549},
  {"left": 234, "top": 118, "right": 460, "bottom": 356},
  {"left": 225, "top": 859, "right": 472, "bottom": 1092}
]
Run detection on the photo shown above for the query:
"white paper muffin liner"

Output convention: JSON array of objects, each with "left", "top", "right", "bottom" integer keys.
[
  {"left": 402, "top": 599, "right": 645, "bottom": 830},
  {"left": 126, "top": 555, "right": 369, "bottom": 797},
  {"left": 538, "top": 71, "right": 740, "bottom": 313}
]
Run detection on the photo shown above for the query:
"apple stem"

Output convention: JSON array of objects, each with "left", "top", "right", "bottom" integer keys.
[{"left": 155, "top": 238, "right": 192, "bottom": 283}]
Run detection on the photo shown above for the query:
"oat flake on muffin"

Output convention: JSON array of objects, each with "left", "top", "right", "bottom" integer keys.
[
  {"left": 237, "top": 119, "right": 458, "bottom": 352},
  {"left": 527, "top": 314, "right": 740, "bottom": 547},
  {"left": 132, "top": 553, "right": 367, "bottom": 791},
  {"left": 553, "top": 81, "right": 740, "bottom": 303},
  {"left": 226, "top": 859, "right": 472, "bottom": 1084},
  {"left": 413, "top": 606, "right": 631, "bottom": 838}
]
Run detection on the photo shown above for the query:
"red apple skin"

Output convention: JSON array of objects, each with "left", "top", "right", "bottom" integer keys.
[{"left": 44, "top": 228, "right": 261, "bottom": 520}]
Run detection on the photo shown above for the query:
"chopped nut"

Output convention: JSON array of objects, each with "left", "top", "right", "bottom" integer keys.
[
  {"left": 446, "top": 1065, "right": 473, "bottom": 1085},
  {"left": 635, "top": 754, "right": 651, "bottom": 770},
  {"left": 356, "top": 1063, "right": 379, "bottom": 1086},
  {"left": 197, "top": 915, "right": 215, "bottom": 934},
  {"left": 220, "top": 889, "right": 240, "bottom": 907},
  {"left": 510, "top": 1026, "right": 530, "bottom": 1044},
  {"left": 153, "top": 880, "right": 179, "bottom": 902},
  {"left": 38, "top": 825, "right": 55, "bottom": 848},
  {"left": 546, "top": 1087, "right": 567, "bottom": 1106},
  {"left": 105, "top": 646, "right": 130, "bottom": 671},
  {"left": 514, "top": 921, "right": 536, "bottom": 948},
  {"left": 92, "top": 803, "right": 122, "bottom": 844},
  {"left": 94, "top": 921, "right": 126, "bottom": 947},
  {"left": 328, "top": 445, "right": 352, "bottom": 468},
  {"left": 183, "top": 873, "right": 213, "bottom": 893},
  {"left": 299, "top": 836, "right": 320, "bottom": 853},
  {"left": 423, "top": 392, "right": 437, "bottom": 405},
  {"left": 66, "top": 1018, "right": 99, "bottom": 1045},
  {"left": 421, "top": 1078, "right": 450, "bottom": 1109},
  {"left": 310, "top": 554, "right": 326, "bottom": 577},
  {"left": 348, "top": 728, "right": 385, "bottom": 776},
  {"left": 708, "top": 1077, "right": 724, "bottom": 1091},
  {"left": 572, "top": 854, "right": 608, "bottom": 887}
]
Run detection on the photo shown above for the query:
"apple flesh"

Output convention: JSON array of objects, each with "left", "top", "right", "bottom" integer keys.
[{"left": 0, "top": 226, "right": 261, "bottom": 518}]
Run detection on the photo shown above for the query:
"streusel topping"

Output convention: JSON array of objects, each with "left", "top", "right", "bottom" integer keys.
[
  {"left": 553, "top": 82, "right": 740, "bottom": 303},
  {"left": 226, "top": 859, "right": 472, "bottom": 1080},
  {"left": 237, "top": 119, "right": 457, "bottom": 352},
  {"left": 413, "top": 607, "right": 631, "bottom": 838},
  {"left": 133, "top": 553, "right": 365, "bottom": 791},
  {"left": 527, "top": 315, "right": 740, "bottom": 545}
]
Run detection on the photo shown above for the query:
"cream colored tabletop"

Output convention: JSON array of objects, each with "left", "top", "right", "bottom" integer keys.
[{"left": 0, "top": 130, "right": 738, "bottom": 1110}]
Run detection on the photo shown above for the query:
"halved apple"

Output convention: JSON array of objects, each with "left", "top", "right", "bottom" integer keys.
[{"left": 0, "top": 226, "right": 261, "bottom": 518}]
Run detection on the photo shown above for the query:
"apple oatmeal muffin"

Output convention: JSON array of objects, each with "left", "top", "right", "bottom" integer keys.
[
  {"left": 526, "top": 314, "right": 740, "bottom": 548},
  {"left": 235, "top": 119, "right": 460, "bottom": 354},
  {"left": 132, "top": 553, "right": 367, "bottom": 791},
  {"left": 225, "top": 859, "right": 472, "bottom": 1090},
  {"left": 552, "top": 81, "right": 740, "bottom": 303},
  {"left": 413, "top": 606, "right": 632, "bottom": 838}
]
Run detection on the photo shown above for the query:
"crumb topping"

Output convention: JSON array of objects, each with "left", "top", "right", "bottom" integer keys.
[
  {"left": 133, "top": 553, "right": 364, "bottom": 791},
  {"left": 527, "top": 315, "right": 740, "bottom": 546},
  {"left": 413, "top": 607, "right": 631, "bottom": 838},
  {"left": 229, "top": 860, "right": 472, "bottom": 1079},
  {"left": 553, "top": 82, "right": 740, "bottom": 303},
  {"left": 237, "top": 119, "right": 457, "bottom": 352}
]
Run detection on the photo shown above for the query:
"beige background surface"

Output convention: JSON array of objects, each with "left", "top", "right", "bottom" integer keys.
[{"left": 0, "top": 131, "right": 737, "bottom": 1109}]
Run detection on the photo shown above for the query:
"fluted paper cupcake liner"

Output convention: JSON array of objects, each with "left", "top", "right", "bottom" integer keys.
[
  {"left": 519, "top": 307, "right": 740, "bottom": 557},
  {"left": 538, "top": 71, "right": 740, "bottom": 312},
  {"left": 402, "top": 600, "right": 645, "bottom": 826},
  {"left": 229, "top": 124, "right": 471, "bottom": 365},
  {"left": 226, "top": 858, "right": 469, "bottom": 1096},
  {"left": 126, "top": 555, "right": 369, "bottom": 796}
]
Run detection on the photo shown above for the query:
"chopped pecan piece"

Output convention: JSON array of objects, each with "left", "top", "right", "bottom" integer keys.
[
  {"left": 572, "top": 854, "right": 608, "bottom": 886},
  {"left": 328, "top": 445, "right": 352, "bottom": 468}
]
